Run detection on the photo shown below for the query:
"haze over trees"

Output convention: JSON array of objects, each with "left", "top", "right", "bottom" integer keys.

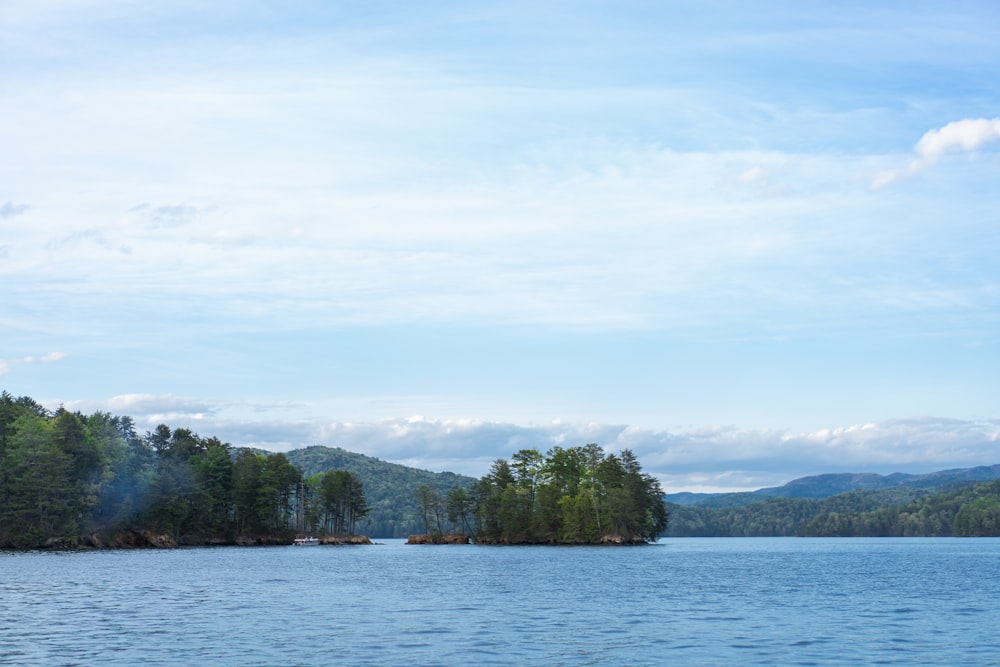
[{"left": 0, "top": 392, "right": 368, "bottom": 548}]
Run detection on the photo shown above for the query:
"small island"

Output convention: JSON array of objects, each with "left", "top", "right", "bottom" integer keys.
[{"left": 408, "top": 445, "right": 668, "bottom": 545}]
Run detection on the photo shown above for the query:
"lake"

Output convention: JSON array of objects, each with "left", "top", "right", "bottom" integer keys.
[{"left": 2, "top": 538, "right": 998, "bottom": 666}]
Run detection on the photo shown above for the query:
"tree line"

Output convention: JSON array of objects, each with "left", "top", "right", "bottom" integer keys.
[
  {"left": 0, "top": 393, "right": 367, "bottom": 549},
  {"left": 459, "top": 445, "right": 668, "bottom": 544},
  {"left": 798, "top": 480, "right": 1000, "bottom": 537},
  {"left": 666, "top": 482, "right": 1000, "bottom": 537}
]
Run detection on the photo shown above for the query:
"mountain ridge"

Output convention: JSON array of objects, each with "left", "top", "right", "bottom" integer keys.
[{"left": 664, "top": 465, "right": 1000, "bottom": 507}]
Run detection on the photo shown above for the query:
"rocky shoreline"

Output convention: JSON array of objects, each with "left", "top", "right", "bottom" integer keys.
[
  {"left": 14, "top": 531, "right": 373, "bottom": 550},
  {"left": 15, "top": 531, "right": 647, "bottom": 550},
  {"left": 403, "top": 532, "right": 647, "bottom": 545},
  {"left": 405, "top": 533, "right": 471, "bottom": 544}
]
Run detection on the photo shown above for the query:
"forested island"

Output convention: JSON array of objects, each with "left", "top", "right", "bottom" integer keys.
[{"left": 465, "top": 445, "right": 668, "bottom": 544}]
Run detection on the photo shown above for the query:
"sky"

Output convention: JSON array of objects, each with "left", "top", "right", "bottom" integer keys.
[{"left": 2, "top": 1, "right": 1000, "bottom": 492}]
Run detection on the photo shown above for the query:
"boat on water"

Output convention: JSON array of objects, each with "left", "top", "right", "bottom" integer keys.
[{"left": 293, "top": 534, "right": 320, "bottom": 546}]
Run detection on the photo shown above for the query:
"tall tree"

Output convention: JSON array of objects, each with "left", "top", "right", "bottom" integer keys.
[
  {"left": 446, "top": 486, "right": 474, "bottom": 534},
  {"left": 191, "top": 439, "right": 234, "bottom": 537},
  {"left": 415, "top": 484, "right": 442, "bottom": 534},
  {"left": 1, "top": 414, "right": 76, "bottom": 547}
]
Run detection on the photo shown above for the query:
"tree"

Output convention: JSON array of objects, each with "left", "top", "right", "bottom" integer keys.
[
  {"left": 1, "top": 413, "right": 76, "bottom": 547},
  {"left": 191, "top": 439, "right": 234, "bottom": 537},
  {"left": 415, "top": 484, "right": 442, "bottom": 535},
  {"left": 146, "top": 424, "right": 172, "bottom": 456},
  {"left": 232, "top": 448, "right": 264, "bottom": 534},
  {"left": 318, "top": 469, "right": 369, "bottom": 534},
  {"left": 446, "top": 486, "right": 474, "bottom": 534}
]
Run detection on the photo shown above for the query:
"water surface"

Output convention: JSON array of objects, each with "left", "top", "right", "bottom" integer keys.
[{"left": 2, "top": 538, "right": 998, "bottom": 665}]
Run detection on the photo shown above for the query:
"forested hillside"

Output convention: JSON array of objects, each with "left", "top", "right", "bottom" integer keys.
[
  {"left": 286, "top": 446, "right": 476, "bottom": 537},
  {"left": 666, "top": 481, "right": 1000, "bottom": 537},
  {"left": 665, "top": 466, "right": 1000, "bottom": 507},
  {"left": 799, "top": 480, "right": 1000, "bottom": 537}
]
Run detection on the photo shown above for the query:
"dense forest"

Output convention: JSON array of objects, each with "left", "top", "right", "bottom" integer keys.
[
  {"left": 0, "top": 392, "right": 369, "bottom": 548},
  {"left": 469, "top": 445, "right": 668, "bottom": 544},
  {"left": 666, "top": 481, "right": 1000, "bottom": 537},
  {"left": 799, "top": 481, "right": 1000, "bottom": 537}
]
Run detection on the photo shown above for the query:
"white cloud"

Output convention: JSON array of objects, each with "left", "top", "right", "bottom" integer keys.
[
  {"left": 59, "top": 393, "right": 218, "bottom": 425},
  {"left": 872, "top": 117, "right": 1000, "bottom": 188},
  {"left": 915, "top": 118, "right": 1000, "bottom": 163},
  {"left": 65, "top": 394, "right": 1000, "bottom": 490},
  {"left": 0, "top": 351, "right": 68, "bottom": 377}
]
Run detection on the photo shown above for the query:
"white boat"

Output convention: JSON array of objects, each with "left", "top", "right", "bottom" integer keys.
[{"left": 293, "top": 534, "right": 320, "bottom": 546}]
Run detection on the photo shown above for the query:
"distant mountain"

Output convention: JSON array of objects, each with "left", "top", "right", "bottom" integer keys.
[
  {"left": 665, "top": 465, "right": 1000, "bottom": 507},
  {"left": 665, "top": 479, "right": 1000, "bottom": 538},
  {"left": 285, "top": 445, "right": 477, "bottom": 538}
]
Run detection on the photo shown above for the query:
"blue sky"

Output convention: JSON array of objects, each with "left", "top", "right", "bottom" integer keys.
[{"left": 3, "top": 1, "right": 1000, "bottom": 491}]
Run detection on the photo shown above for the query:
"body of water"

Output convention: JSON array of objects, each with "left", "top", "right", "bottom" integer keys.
[{"left": 2, "top": 538, "right": 998, "bottom": 666}]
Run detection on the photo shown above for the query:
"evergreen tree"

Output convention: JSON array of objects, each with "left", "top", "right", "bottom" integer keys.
[{"left": 472, "top": 445, "right": 668, "bottom": 544}]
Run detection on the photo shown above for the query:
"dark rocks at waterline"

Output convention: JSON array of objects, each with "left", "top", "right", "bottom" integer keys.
[
  {"left": 320, "top": 535, "right": 373, "bottom": 545},
  {"left": 24, "top": 532, "right": 374, "bottom": 550},
  {"left": 472, "top": 533, "right": 650, "bottom": 545},
  {"left": 406, "top": 533, "right": 472, "bottom": 544}
]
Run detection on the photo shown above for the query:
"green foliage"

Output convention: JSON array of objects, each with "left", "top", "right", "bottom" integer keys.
[
  {"left": 311, "top": 469, "right": 369, "bottom": 534},
  {"left": 2, "top": 412, "right": 75, "bottom": 547},
  {"left": 665, "top": 497, "right": 819, "bottom": 537},
  {"left": 0, "top": 393, "right": 308, "bottom": 547},
  {"left": 9, "top": 391, "right": 1000, "bottom": 546},
  {"left": 414, "top": 484, "right": 443, "bottom": 534},
  {"left": 666, "top": 467, "right": 1000, "bottom": 508},
  {"left": 0, "top": 393, "right": 480, "bottom": 545},
  {"left": 666, "top": 481, "right": 1000, "bottom": 537},
  {"left": 231, "top": 449, "right": 301, "bottom": 536},
  {"left": 286, "top": 445, "right": 477, "bottom": 537},
  {"left": 800, "top": 480, "right": 1000, "bottom": 537},
  {"left": 473, "top": 445, "right": 668, "bottom": 544}
]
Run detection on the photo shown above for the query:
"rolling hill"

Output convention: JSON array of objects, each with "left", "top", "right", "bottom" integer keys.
[{"left": 285, "top": 445, "right": 477, "bottom": 538}]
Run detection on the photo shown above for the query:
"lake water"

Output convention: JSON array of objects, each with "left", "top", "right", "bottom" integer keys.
[{"left": 2, "top": 538, "right": 999, "bottom": 666}]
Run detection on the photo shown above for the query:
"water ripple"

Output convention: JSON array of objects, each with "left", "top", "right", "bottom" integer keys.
[{"left": 2, "top": 538, "right": 1000, "bottom": 665}]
